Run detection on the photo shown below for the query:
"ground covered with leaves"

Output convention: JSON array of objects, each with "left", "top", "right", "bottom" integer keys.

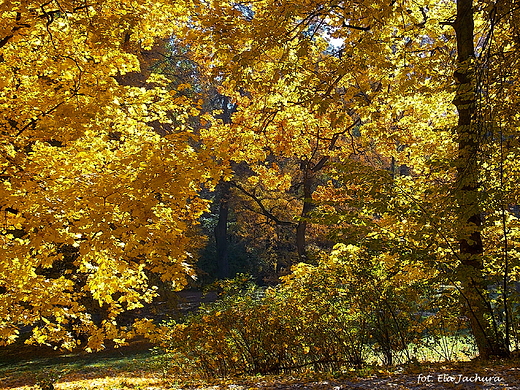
[{"left": 0, "top": 343, "right": 518, "bottom": 390}]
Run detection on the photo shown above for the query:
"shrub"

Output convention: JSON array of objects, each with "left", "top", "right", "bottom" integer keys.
[{"left": 163, "top": 245, "right": 467, "bottom": 377}]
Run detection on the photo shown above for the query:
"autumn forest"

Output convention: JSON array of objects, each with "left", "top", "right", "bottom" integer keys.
[{"left": 1, "top": 0, "right": 520, "bottom": 381}]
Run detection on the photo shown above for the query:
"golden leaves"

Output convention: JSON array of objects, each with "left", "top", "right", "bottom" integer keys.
[{"left": 0, "top": 0, "right": 223, "bottom": 349}]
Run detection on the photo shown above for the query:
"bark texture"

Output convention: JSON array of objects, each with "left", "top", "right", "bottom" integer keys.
[{"left": 452, "top": 0, "right": 508, "bottom": 358}]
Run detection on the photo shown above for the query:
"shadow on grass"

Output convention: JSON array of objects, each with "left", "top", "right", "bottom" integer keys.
[{"left": 0, "top": 340, "right": 167, "bottom": 389}]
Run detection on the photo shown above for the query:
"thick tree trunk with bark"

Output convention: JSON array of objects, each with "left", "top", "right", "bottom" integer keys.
[{"left": 452, "top": 0, "right": 509, "bottom": 358}]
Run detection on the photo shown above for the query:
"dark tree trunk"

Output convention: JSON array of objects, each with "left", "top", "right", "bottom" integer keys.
[
  {"left": 452, "top": 0, "right": 509, "bottom": 358},
  {"left": 215, "top": 181, "right": 231, "bottom": 279},
  {"left": 213, "top": 94, "right": 236, "bottom": 279},
  {"left": 296, "top": 164, "right": 315, "bottom": 260}
]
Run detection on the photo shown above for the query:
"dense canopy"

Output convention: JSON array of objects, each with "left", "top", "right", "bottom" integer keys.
[{"left": 1, "top": 0, "right": 520, "bottom": 359}]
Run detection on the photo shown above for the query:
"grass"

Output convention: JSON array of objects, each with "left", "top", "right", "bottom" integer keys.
[
  {"left": 0, "top": 342, "right": 404, "bottom": 390},
  {"left": 0, "top": 341, "right": 173, "bottom": 390},
  {"left": 0, "top": 337, "right": 513, "bottom": 390}
]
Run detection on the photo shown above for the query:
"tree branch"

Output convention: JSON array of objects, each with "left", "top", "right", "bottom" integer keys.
[
  {"left": 231, "top": 181, "right": 296, "bottom": 226},
  {"left": 312, "top": 119, "right": 361, "bottom": 172},
  {"left": 342, "top": 23, "right": 371, "bottom": 31}
]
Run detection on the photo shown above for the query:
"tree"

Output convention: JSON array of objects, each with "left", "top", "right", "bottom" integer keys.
[
  {"left": 449, "top": 0, "right": 509, "bottom": 359},
  {"left": 2, "top": 0, "right": 520, "bottom": 358},
  {"left": 175, "top": 0, "right": 520, "bottom": 358},
  {"left": 188, "top": 4, "right": 365, "bottom": 265},
  {"left": 0, "top": 0, "right": 220, "bottom": 350}
]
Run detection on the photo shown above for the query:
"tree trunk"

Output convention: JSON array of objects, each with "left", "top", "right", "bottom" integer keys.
[
  {"left": 296, "top": 164, "right": 314, "bottom": 260},
  {"left": 213, "top": 94, "right": 236, "bottom": 279},
  {"left": 215, "top": 181, "right": 231, "bottom": 279},
  {"left": 452, "top": 0, "right": 508, "bottom": 358}
]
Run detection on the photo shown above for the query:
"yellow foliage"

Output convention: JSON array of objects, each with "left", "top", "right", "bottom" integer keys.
[{"left": 0, "top": 0, "right": 221, "bottom": 349}]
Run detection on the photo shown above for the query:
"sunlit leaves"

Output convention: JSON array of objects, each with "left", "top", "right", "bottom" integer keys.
[{"left": 0, "top": 0, "right": 220, "bottom": 349}]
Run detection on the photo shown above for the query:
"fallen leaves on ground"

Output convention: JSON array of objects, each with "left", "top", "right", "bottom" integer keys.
[{"left": 1, "top": 359, "right": 519, "bottom": 390}]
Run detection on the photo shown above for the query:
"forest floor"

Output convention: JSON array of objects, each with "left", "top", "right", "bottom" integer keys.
[{"left": 0, "top": 341, "right": 519, "bottom": 390}]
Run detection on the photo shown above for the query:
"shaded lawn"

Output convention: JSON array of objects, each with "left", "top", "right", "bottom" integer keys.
[
  {"left": 1, "top": 342, "right": 519, "bottom": 390},
  {"left": 0, "top": 341, "right": 171, "bottom": 389}
]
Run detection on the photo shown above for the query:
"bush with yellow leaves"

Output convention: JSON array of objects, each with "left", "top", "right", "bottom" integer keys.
[{"left": 163, "top": 245, "right": 467, "bottom": 377}]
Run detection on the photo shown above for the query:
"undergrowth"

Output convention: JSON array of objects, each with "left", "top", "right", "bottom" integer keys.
[{"left": 162, "top": 245, "right": 479, "bottom": 378}]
